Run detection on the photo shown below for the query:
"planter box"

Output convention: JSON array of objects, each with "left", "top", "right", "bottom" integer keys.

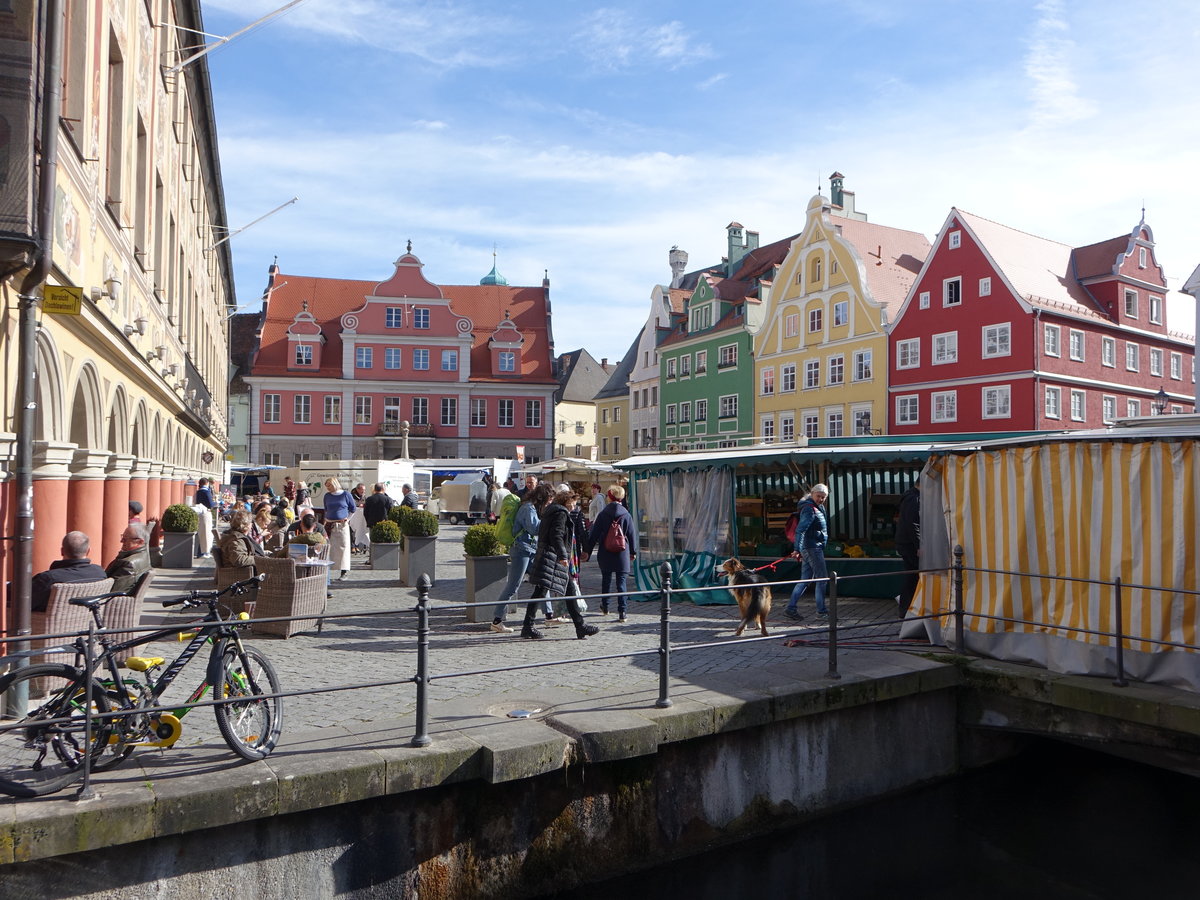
[
  {"left": 160, "top": 531, "right": 197, "bottom": 568},
  {"left": 401, "top": 534, "right": 438, "bottom": 587},
  {"left": 370, "top": 542, "right": 403, "bottom": 571},
  {"left": 464, "top": 555, "right": 509, "bottom": 623}
]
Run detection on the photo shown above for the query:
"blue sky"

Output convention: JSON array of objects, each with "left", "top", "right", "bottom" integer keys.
[{"left": 202, "top": 0, "right": 1200, "bottom": 362}]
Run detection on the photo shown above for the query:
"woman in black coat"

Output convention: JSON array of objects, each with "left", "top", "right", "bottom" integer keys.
[{"left": 521, "top": 488, "right": 600, "bottom": 641}]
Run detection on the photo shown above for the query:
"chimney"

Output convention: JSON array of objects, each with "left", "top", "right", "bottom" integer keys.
[
  {"left": 601, "top": 358, "right": 608, "bottom": 368},
  {"left": 669, "top": 246, "right": 688, "bottom": 288},
  {"left": 829, "top": 172, "right": 845, "bottom": 208}
]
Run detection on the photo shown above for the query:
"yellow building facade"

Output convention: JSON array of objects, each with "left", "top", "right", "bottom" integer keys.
[{"left": 753, "top": 193, "right": 930, "bottom": 441}]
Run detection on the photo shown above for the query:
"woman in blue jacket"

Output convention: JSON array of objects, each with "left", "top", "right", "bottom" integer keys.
[{"left": 584, "top": 485, "right": 637, "bottom": 622}]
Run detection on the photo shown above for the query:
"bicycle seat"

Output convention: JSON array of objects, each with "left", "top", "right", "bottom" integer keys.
[{"left": 123, "top": 656, "right": 165, "bottom": 672}]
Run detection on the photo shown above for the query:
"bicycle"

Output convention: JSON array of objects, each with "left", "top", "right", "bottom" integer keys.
[{"left": 0, "top": 574, "right": 282, "bottom": 798}]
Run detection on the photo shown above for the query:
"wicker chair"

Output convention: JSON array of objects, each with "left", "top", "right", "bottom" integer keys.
[
  {"left": 30, "top": 578, "right": 114, "bottom": 669},
  {"left": 213, "top": 538, "right": 259, "bottom": 613},
  {"left": 107, "top": 571, "right": 154, "bottom": 664},
  {"left": 251, "top": 555, "right": 327, "bottom": 638}
]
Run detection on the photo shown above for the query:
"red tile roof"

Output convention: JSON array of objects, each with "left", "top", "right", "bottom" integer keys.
[{"left": 831, "top": 218, "right": 931, "bottom": 313}]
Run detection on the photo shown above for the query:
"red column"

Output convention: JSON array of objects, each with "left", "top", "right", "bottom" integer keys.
[
  {"left": 102, "top": 453, "right": 135, "bottom": 564},
  {"left": 31, "top": 443, "right": 76, "bottom": 576},
  {"left": 67, "top": 450, "right": 110, "bottom": 562},
  {"left": 147, "top": 463, "right": 164, "bottom": 523},
  {"left": 129, "top": 459, "right": 150, "bottom": 525}
]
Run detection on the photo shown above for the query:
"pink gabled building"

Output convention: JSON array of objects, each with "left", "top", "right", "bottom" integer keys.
[
  {"left": 888, "top": 210, "right": 1195, "bottom": 434},
  {"left": 245, "top": 249, "right": 558, "bottom": 464}
]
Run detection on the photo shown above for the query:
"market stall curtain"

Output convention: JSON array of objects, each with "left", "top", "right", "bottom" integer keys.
[{"left": 634, "top": 467, "right": 734, "bottom": 604}]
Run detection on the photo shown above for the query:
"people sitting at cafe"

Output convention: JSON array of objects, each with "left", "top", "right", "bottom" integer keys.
[
  {"left": 105, "top": 523, "right": 151, "bottom": 594},
  {"left": 217, "top": 510, "right": 265, "bottom": 570},
  {"left": 278, "top": 513, "right": 327, "bottom": 556},
  {"left": 31, "top": 531, "right": 108, "bottom": 612}
]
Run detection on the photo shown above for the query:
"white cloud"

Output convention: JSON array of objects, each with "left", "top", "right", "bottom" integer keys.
[
  {"left": 697, "top": 72, "right": 728, "bottom": 91},
  {"left": 1023, "top": 0, "right": 1097, "bottom": 128},
  {"left": 573, "top": 8, "right": 713, "bottom": 71}
]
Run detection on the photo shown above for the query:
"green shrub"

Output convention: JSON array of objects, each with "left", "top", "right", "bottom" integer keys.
[
  {"left": 387, "top": 505, "right": 412, "bottom": 527},
  {"left": 400, "top": 508, "right": 439, "bottom": 537},
  {"left": 463, "top": 523, "right": 504, "bottom": 557},
  {"left": 369, "top": 520, "right": 402, "bottom": 544},
  {"left": 161, "top": 503, "right": 198, "bottom": 533}
]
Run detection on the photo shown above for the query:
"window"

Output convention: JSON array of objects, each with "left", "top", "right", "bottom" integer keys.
[
  {"left": 719, "top": 394, "right": 738, "bottom": 418},
  {"left": 413, "top": 349, "right": 430, "bottom": 370},
  {"left": 760, "top": 367, "right": 775, "bottom": 396},
  {"left": 1126, "top": 399, "right": 1140, "bottom": 417},
  {"left": 440, "top": 398, "right": 457, "bottom": 426},
  {"left": 1070, "top": 389, "right": 1085, "bottom": 421},
  {"left": 809, "top": 308, "right": 823, "bottom": 333},
  {"left": 718, "top": 344, "right": 738, "bottom": 368},
  {"left": 1069, "top": 330, "right": 1084, "bottom": 361},
  {"left": 1044, "top": 324, "right": 1060, "bottom": 357},
  {"left": 1125, "top": 342, "right": 1139, "bottom": 372},
  {"left": 666, "top": 358, "right": 677, "bottom": 379},
  {"left": 919, "top": 291, "right": 930, "bottom": 309},
  {"left": 386, "top": 307, "right": 403, "bottom": 328},
  {"left": 1149, "top": 295, "right": 1163, "bottom": 325},
  {"left": 784, "top": 314, "right": 798, "bottom": 338},
  {"left": 411, "top": 397, "right": 428, "bottom": 425},
  {"left": 805, "top": 359, "right": 820, "bottom": 389},
  {"left": 293, "top": 394, "right": 310, "bottom": 424},
  {"left": 377, "top": 347, "right": 398, "bottom": 369},
  {"left": 680, "top": 354, "right": 691, "bottom": 377},
  {"left": 680, "top": 401, "right": 691, "bottom": 423},
  {"left": 355, "top": 346, "right": 373, "bottom": 369},
  {"left": 897, "top": 339, "right": 920, "bottom": 369},
  {"left": 948, "top": 230, "right": 962, "bottom": 249},
  {"left": 613, "top": 436, "right": 620, "bottom": 455},
  {"left": 1148, "top": 347, "right": 1163, "bottom": 376},
  {"left": 1124, "top": 289, "right": 1137, "bottom": 318},
  {"left": 781, "top": 363, "right": 797, "bottom": 392},
  {"left": 652, "top": 386, "right": 658, "bottom": 405},
  {"left": 1102, "top": 337, "right": 1115, "bottom": 367},
  {"left": 414, "top": 308, "right": 430, "bottom": 328},
  {"left": 499, "top": 351, "right": 515, "bottom": 372},
  {"left": 601, "top": 408, "right": 609, "bottom": 425},
  {"left": 384, "top": 396, "right": 402, "bottom": 425},
  {"left": 1138, "top": 247, "right": 1147, "bottom": 268},
  {"left": 932, "top": 390, "right": 957, "bottom": 423},
  {"left": 853, "top": 349, "right": 873, "bottom": 381},
  {"left": 695, "top": 350, "right": 707, "bottom": 374},
  {"left": 810, "top": 255, "right": 823, "bottom": 282},
  {"left": 498, "top": 399, "right": 514, "bottom": 427},
  {"left": 833, "top": 301, "right": 848, "bottom": 326},
  {"left": 827, "top": 411, "right": 844, "bottom": 437},
  {"left": 1171, "top": 353, "right": 1183, "bottom": 380},
  {"left": 665, "top": 404, "right": 676, "bottom": 424},
  {"left": 761, "top": 416, "right": 775, "bottom": 442},
  {"left": 354, "top": 396, "right": 372, "bottom": 424},
  {"left": 827, "top": 355, "right": 844, "bottom": 385},
  {"left": 262, "top": 452, "right": 281, "bottom": 465},
  {"left": 933, "top": 332, "right": 958, "bottom": 364},
  {"left": 695, "top": 399, "right": 707, "bottom": 421},
  {"left": 295, "top": 344, "right": 312, "bottom": 366},
  {"left": 525, "top": 400, "right": 541, "bottom": 428},
  {"left": 982, "top": 324, "right": 1010, "bottom": 358},
  {"left": 324, "top": 395, "right": 340, "bottom": 424},
  {"left": 602, "top": 438, "right": 608, "bottom": 455},
  {"left": 780, "top": 412, "right": 794, "bottom": 442},
  {"left": 1045, "top": 386, "right": 1061, "bottom": 419},
  {"left": 614, "top": 406, "right": 621, "bottom": 423},
  {"left": 983, "top": 386, "right": 1011, "bottom": 419},
  {"left": 441, "top": 350, "right": 458, "bottom": 371},
  {"left": 263, "top": 393, "right": 280, "bottom": 423},
  {"left": 468, "top": 398, "right": 486, "bottom": 427},
  {"left": 896, "top": 395, "right": 919, "bottom": 425},
  {"left": 943, "top": 277, "right": 962, "bottom": 307},
  {"left": 979, "top": 277, "right": 991, "bottom": 297},
  {"left": 803, "top": 413, "right": 818, "bottom": 439},
  {"left": 1102, "top": 396, "right": 1116, "bottom": 424},
  {"left": 853, "top": 409, "right": 872, "bottom": 435}
]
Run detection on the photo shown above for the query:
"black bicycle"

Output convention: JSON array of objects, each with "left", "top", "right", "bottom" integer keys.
[{"left": 0, "top": 575, "right": 282, "bottom": 798}]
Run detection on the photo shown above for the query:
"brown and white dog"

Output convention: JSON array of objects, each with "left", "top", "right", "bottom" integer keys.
[{"left": 720, "top": 558, "right": 771, "bottom": 637}]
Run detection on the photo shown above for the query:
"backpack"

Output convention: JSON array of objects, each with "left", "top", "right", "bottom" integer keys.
[
  {"left": 496, "top": 493, "right": 522, "bottom": 546},
  {"left": 604, "top": 518, "right": 627, "bottom": 553},
  {"left": 784, "top": 512, "right": 800, "bottom": 543}
]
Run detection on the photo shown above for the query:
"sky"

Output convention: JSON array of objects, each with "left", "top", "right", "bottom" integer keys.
[{"left": 201, "top": 0, "right": 1200, "bottom": 362}]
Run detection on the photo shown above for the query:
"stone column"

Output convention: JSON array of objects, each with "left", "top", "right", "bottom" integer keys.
[
  {"left": 0, "top": 435, "right": 14, "bottom": 630},
  {"left": 31, "top": 441, "right": 77, "bottom": 575},
  {"left": 103, "top": 453, "right": 136, "bottom": 564},
  {"left": 147, "top": 462, "right": 166, "bottom": 523},
  {"left": 67, "top": 449, "right": 111, "bottom": 562},
  {"left": 129, "top": 457, "right": 152, "bottom": 526}
]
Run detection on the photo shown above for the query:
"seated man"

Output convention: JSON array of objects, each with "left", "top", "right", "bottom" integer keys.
[
  {"left": 105, "top": 523, "right": 151, "bottom": 594},
  {"left": 31, "top": 531, "right": 108, "bottom": 612}
]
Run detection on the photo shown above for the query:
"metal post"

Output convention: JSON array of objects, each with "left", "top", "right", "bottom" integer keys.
[
  {"left": 825, "top": 571, "right": 841, "bottom": 680},
  {"left": 411, "top": 574, "right": 432, "bottom": 747},
  {"left": 953, "top": 545, "right": 965, "bottom": 653},
  {"left": 1112, "top": 576, "right": 1128, "bottom": 688},
  {"left": 74, "top": 623, "right": 98, "bottom": 801},
  {"left": 656, "top": 562, "right": 673, "bottom": 708}
]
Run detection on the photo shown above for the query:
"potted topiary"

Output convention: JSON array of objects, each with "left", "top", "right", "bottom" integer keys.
[
  {"left": 399, "top": 508, "right": 440, "bottom": 587},
  {"left": 462, "top": 523, "right": 508, "bottom": 623},
  {"left": 160, "top": 503, "right": 199, "bottom": 568},
  {"left": 369, "top": 519, "right": 403, "bottom": 571}
]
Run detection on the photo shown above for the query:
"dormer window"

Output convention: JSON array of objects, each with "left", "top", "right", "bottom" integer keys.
[
  {"left": 499, "top": 351, "right": 516, "bottom": 372},
  {"left": 295, "top": 344, "right": 313, "bottom": 366}
]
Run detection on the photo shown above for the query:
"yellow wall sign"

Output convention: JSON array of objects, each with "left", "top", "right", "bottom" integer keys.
[{"left": 43, "top": 286, "right": 83, "bottom": 316}]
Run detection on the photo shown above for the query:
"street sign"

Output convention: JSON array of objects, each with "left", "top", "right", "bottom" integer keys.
[{"left": 42, "top": 285, "right": 83, "bottom": 316}]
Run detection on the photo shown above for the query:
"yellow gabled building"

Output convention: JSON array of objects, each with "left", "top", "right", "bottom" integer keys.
[{"left": 754, "top": 176, "right": 930, "bottom": 440}]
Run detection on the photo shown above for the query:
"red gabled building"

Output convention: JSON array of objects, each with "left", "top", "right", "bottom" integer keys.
[
  {"left": 888, "top": 210, "right": 1195, "bottom": 433},
  {"left": 245, "top": 249, "right": 558, "bottom": 464}
]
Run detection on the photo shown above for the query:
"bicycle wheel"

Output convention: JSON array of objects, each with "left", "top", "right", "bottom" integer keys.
[
  {"left": 0, "top": 664, "right": 112, "bottom": 798},
  {"left": 92, "top": 680, "right": 151, "bottom": 772},
  {"left": 212, "top": 646, "right": 282, "bottom": 760}
]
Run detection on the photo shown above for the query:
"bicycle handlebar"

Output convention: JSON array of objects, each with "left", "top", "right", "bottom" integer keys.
[{"left": 161, "top": 573, "right": 266, "bottom": 608}]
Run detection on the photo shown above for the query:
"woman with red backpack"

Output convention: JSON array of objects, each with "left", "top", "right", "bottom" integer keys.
[{"left": 584, "top": 485, "right": 637, "bottom": 622}]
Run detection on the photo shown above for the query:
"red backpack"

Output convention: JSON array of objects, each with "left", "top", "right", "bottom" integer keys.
[{"left": 604, "top": 519, "right": 627, "bottom": 552}]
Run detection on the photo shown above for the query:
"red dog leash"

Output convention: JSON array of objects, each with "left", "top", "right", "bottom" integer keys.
[{"left": 752, "top": 556, "right": 793, "bottom": 573}]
